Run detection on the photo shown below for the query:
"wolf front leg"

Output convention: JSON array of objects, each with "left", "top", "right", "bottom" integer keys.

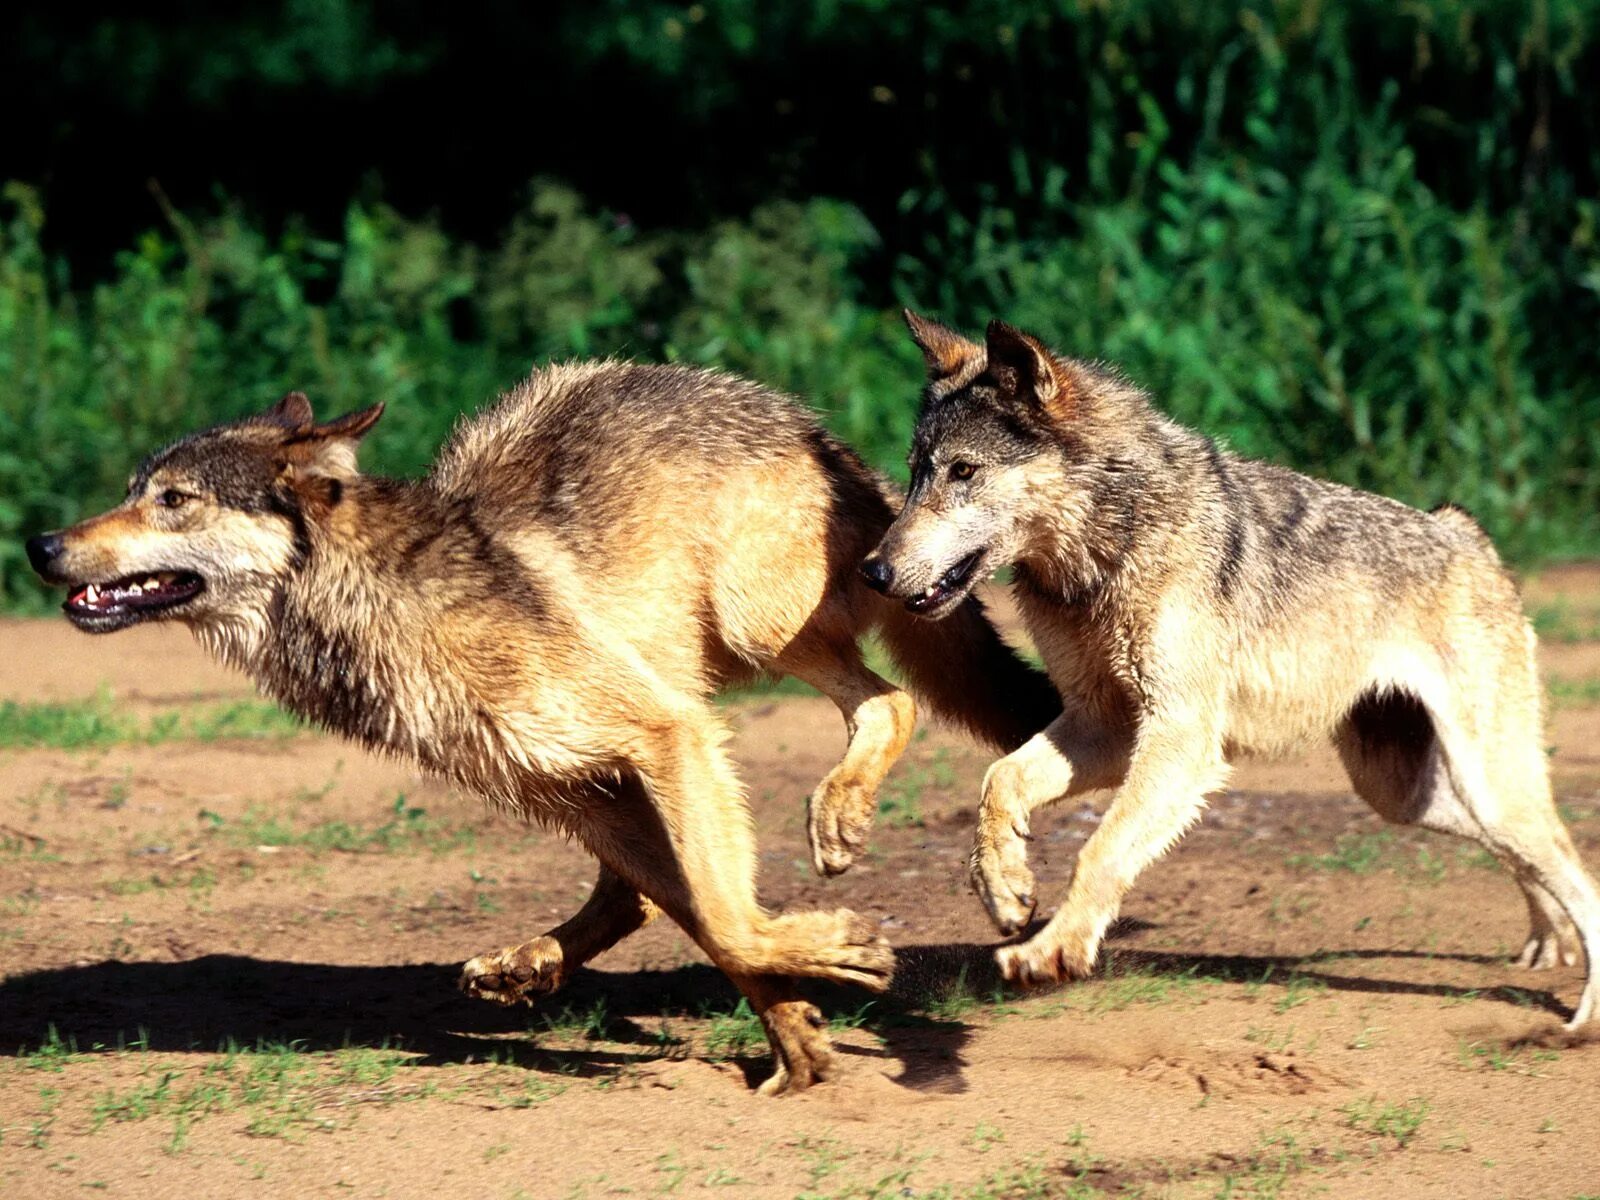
[
  {"left": 996, "top": 707, "right": 1226, "bottom": 987},
  {"left": 460, "top": 862, "right": 660, "bottom": 1005},
  {"left": 774, "top": 635, "right": 917, "bottom": 877},
  {"left": 971, "top": 712, "right": 1133, "bottom": 935}
]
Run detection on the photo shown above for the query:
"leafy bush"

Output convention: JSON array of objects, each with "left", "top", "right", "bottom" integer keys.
[{"left": 5, "top": 1, "right": 1599, "bottom": 607}]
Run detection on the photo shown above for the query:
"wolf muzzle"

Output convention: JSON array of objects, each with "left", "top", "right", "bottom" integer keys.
[
  {"left": 25, "top": 532, "right": 66, "bottom": 583},
  {"left": 858, "top": 555, "right": 896, "bottom": 595}
]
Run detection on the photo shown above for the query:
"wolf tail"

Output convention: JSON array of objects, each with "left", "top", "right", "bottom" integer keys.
[{"left": 877, "top": 597, "right": 1061, "bottom": 753}]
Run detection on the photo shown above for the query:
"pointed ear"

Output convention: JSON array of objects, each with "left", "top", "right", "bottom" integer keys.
[
  {"left": 903, "top": 309, "right": 982, "bottom": 380},
  {"left": 281, "top": 402, "right": 385, "bottom": 480},
  {"left": 309, "top": 402, "right": 385, "bottom": 442},
  {"left": 984, "top": 321, "right": 1071, "bottom": 415},
  {"left": 265, "top": 390, "right": 315, "bottom": 428}
]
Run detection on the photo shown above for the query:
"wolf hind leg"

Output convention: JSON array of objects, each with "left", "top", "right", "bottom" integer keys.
[
  {"left": 1336, "top": 689, "right": 1581, "bottom": 969},
  {"left": 632, "top": 712, "right": 893, "bottom": 988},
  {"left": 576, "top": 722, "right": 891, "bottom": 1092},
  {"left": 774, "top": 634, "right": 916, "bottom": 877},
  {"left": 459, "top": 863, "right": 659, "bottom": 1006},
  {"left": 1339, "top": 687, "right": 1598, "bottom": 1025}
]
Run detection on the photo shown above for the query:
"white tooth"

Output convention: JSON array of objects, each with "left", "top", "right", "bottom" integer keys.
[
  {"left": 127, "top": 583, "right": 142, "bottom": 595},
  {"left": 85, "top": 584, "right": 99, "bottom": 603},
  {"left": 144, "top": 577, "right": 160, "bottom": 590}
]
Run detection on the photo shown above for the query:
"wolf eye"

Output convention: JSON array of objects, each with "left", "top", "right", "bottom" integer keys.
[
  {"left": 157, "top": 489, "right": 191, "bottom": 509},
  {"left": 949, "top": 461, "right": 978, "bottom": 481}
]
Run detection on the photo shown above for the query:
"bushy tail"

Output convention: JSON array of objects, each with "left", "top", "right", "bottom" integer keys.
[{"left": 878, "top": 595, "right": 1061, "bottom": 753}]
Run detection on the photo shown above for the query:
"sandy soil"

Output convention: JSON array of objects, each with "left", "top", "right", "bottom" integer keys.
[{"left": 4, "top": 579, "right": 1600, "bottom": 1199}]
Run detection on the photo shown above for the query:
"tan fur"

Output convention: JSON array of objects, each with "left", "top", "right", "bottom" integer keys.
[
  {"left": 870, "top": 316, "right": 1600, "bottom": 1029},
  {"left": 30, "top": 361, "right": 1058, "bottom": 1092}
]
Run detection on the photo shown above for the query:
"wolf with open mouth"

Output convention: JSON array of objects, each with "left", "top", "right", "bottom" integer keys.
[{"left": 26, "top": 363, "right": 1059, "bottom": 1092}]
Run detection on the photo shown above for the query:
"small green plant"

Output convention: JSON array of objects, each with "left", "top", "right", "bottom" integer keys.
[
  {"left": 536, "top": 998, "right": 613, "bottom": 1042},
  {"left": 200, "top": 794, "right": 471, "bottom": 855},
  {"left": 1070, "top": 958, "right": 1212, "bottom": 1014},
  {"left": 969, "top": 1120, "right": 1006, "bottom": 1151},
  {"left": 878, "top": 748, "right": 955, "bottom": 828},
  {"left": 1273, "top": 973, "right": 1328, "bottom": 1014},
  {"left": 1289, "top": 831, "right": 1394, "bottom": 874},
  {"left": 1531, "top": 603, "right": 1600, "bottom": 644},
  {"left": 703, "top": 998, "right": 765, "bottom": 1060},
  {"left": 1547, "top": 677, "right": 1600, "bottom": 708},
  {"left": 922, "top": 966, "right": 984, "bottom": 1021},
  {"left": 1342, "top": 1096, "right": 1430, "bottom": 1147},
  {"left": 20, "top": 1026, "right": 80, "bottom": 1071}
]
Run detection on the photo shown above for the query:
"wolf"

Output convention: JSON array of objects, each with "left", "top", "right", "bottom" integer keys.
[
  {"left": 25, "top": 361, "right": 1058, "bottom": 1092},
  {"left": 859, "top": 311, "right": 1600, "bottom": 1029}
]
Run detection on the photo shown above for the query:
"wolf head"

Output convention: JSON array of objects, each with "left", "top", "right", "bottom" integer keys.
[
  {"left": 861, "top": 311, "right": 1107, "bottom": 618},
  {"left": 25, "top": 393, "right": 383, "bottom": 634}
]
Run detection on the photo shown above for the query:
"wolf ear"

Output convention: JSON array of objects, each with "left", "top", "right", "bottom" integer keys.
[
  {"left": 266, "top": 391, "right": 315, "bottom": 428},
  {"left": 904, "top": 309, "right": 982, "bottom": 380},
  {"left": 984, "top": 320, "right": 1071, "bottom": 415},
  {"left": 280, "top": 402, "right": 385, "bottom": 480}
]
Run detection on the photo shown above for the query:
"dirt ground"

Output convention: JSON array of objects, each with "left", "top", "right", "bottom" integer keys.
[{"left": 5, "top": 573, "right": 1600, "bottom": 1199}]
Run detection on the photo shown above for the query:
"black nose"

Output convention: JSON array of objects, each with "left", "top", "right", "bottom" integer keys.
[
  {"left": 25, "top": 533, "right": 64, "bottom": 578},
  {"left": 859, "top": 556, "right": 895, "bottom": 594}
]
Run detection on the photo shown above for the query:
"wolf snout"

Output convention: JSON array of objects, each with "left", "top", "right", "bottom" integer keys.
[
  {"left": 24, "top": 532, "right": 66, "bottom": 581},
  {"left": 858, "top": 555, "right": 896, "bottom": 595}
]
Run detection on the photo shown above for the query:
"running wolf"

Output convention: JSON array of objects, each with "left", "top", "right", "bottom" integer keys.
[
  {"left": 859, "top": 311, "right": 1600, "bottom": 1029},
  {"left": 25, "top": 361, "right": 1058, "bottom": 1092}
]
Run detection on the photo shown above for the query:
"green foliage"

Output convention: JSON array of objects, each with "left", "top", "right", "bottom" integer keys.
[
  {"left": 1340, "top": 1095, "right": 1431, "bottom": 1147},
  {"left": 5, "top": 2, "right": 1599, "bottom": 612},
  {"left": 199, "top": 794, "right": 471, "bottom": 855},
  {"left": 0, "top": 690, "right": 298, "bottom": 749}
]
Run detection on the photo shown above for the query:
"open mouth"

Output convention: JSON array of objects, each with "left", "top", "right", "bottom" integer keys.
[
  {"left": 64, "top": 571, "right": 205, "bottom": 631},
  {"left": 905, "top": 549, "right": 987, "bottom": 615}
]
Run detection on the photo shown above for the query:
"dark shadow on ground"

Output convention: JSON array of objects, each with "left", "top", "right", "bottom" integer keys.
[
  {"left": 0, "top": 936, "right": 1573, "bottom": 1089},
  {"left": 0, "top": 949, "right": 977, "bottom": 1092}
]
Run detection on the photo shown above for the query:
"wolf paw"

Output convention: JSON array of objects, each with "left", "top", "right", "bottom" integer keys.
[
  {"left": 756, "top": 1001, "right": 835, "bottom": 1096},
  {"left": 767, "top": 909, "right": 895, "bottom": 992},
  {"left": 459, "top": 937, "right": 567, "bottom": 1005},
  {"left": 807, "top": 784, "right": 874, "bottom": 877},
  {"left": 1517, "top": 928, "right": 1579, "bottom": 971},
  {"left": 970, "top": 831, "right": 1037, "bottom": 936},
  {"left": 995, "top": 934, "right": 1095, "bottom": 989}
]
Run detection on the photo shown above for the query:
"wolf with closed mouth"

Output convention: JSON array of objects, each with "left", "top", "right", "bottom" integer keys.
[
  {"left": 860, "top": 311, "right": 1600, "bottom": 1030},
  {"left": 25, "top": 360, "right": 1058, "bottom": 1092}
]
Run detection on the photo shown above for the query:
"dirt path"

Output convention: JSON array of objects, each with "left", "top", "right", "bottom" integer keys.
[{"left": 3, "top": 584, "right": 1600, "bottom": 1199}]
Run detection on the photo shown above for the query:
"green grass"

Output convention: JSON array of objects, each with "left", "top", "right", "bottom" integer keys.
[
  {"left": 1532, "top": 604, "right": 1600, "bottom": 645},
  {"left": 533, "top": 998, "right": 615, "bottom": 1043},
  {"left": 6, "top": 3, "right": 1600, "bottom": 621},
  {"left": 16, "top": 1026, "right": 84, "bottom": 1072},
  {"left": 0, "top": 691, "right": 299, "bottom": 750},
  {"left": 1288, "top": 831, "right": 1395, "bottom": 875},
  {"left": 1068, "top": 958, "right": 1216, "bottom": 1015},
  {"left": 1548, "top": 676, "right": 1600, "bottom": 708},
  {"left": 85, "top": 1040, "right": 423, "bottom": 1144},
  {"left": 878, "top": 747, "right": 955, "bottom": 829},
  {"left": 702, "top": 998, "right": 766, "bottom": 1062},
  {"left": 199, "top": 795, "right": 474, "bottom": 856},
  {"left": 1340, "top": 1096, "right": 1430, "bottom": 1148},
  {"left": 715, "top": 673, "right": 818, "bottom": 705}
]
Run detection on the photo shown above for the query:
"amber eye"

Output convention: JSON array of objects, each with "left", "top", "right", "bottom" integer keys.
[
  {"left": 949, "top": 461, "right": 977, "bottom": 481},
  {"left": 158, "top": 489, "right": 190, "bottom": 509}
]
